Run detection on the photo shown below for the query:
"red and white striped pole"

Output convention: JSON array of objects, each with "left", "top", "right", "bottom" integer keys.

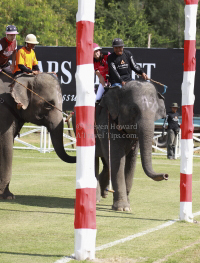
[
  {"left": 74, "top": 0, "right": 96, "bottom": 260},
  {"left": 180, "top": 0, "right": 198, "bottom": 222}
]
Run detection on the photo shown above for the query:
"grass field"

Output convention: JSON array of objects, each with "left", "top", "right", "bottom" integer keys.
[{"left": 0, "top": 147, "right": 200, "bottom": 263}]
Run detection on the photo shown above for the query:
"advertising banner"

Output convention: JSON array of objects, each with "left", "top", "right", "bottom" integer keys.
[{"left": 34, "top": 46, "right": 200, "bottom": 115}]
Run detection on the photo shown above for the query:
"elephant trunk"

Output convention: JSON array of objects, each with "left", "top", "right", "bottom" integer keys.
[
  {"left": 138, "top": 118, "right": 168, "bottom": 181},
  {"left": 49, "top": 119, "right": 76, "bottom": 164}
]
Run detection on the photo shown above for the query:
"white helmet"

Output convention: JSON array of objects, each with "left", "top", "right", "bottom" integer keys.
[{"left": 25, "top": 34, "right": 39, "bottom": 44}]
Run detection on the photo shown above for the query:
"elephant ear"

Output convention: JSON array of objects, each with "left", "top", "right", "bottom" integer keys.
[
  {"left": 155, "top": 91, "right": 166, "bottom": 120},
  {"left": 100, "top": 87, "right": 120, "bottom": 120},
  {"left": 10, "top": 75, "right": 35, "bottom": 110}
]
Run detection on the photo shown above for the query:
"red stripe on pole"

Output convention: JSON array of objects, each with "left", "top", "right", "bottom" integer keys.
[
  {"left": 180, "top": 173, "right": 192, "bottom": 202},
  {"left": 184, "top": 40, "right": 196, "bottom": 71},
  {"left": 184, "top": 0, "right": 198, "bottom": 5},
  {"left": 76, "top": 21, "right": 94, "bottom": 65},
  {"left": 76, "top": 106, "right": 95, "bottom": 146},
  {"left": 181, "top": 105, "right": 194, "bottom": 139},
  {"left": 74, "top": 188, "right": 96, "bottom": 229}
]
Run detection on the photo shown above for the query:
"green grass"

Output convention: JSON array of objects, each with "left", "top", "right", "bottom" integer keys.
[{"left": 0, "top": 150, "right": 200, "bottom": 263}]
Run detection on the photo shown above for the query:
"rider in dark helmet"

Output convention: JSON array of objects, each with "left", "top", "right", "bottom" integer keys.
[
  {"left": 0, "top": 25, "right": 19, "bottom": 74},
  {"left": 108, "top": 38, "right": 148, "bottom": 87}
]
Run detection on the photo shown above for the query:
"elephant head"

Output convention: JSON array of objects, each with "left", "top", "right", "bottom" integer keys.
[
  {"left": 10, "top": 73, "right": 76, "bottom": 163},
  {"left": 100, "top": 80, "right": 168, "bottom": 181}
]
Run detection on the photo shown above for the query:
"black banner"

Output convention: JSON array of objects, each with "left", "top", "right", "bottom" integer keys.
[{"left": 34, "top": 46, "right": 200, "bottom": 115}]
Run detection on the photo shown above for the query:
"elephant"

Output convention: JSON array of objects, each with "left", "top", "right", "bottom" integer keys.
[
  {"left": 88, "top": 80, "right": 168, "bottom": 211},
  {"left": 0, "top": 72, "right": 76, "bottom": 199},
  {"left": 93, "top": 80, "right": 169, "bottom": 211}
]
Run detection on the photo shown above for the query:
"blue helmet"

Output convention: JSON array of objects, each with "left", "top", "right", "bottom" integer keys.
[{"left": 6, "top": 25, "right": 19, "bottom": 34}]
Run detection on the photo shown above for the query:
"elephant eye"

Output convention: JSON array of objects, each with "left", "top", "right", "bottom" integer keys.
[{"left": 44, "top": 100, "right": 55, "bottom": 110}]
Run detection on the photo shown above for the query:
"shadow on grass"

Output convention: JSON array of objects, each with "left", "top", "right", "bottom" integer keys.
[
  {"left": 1, "top": 195, "right": 75, "bottom": 209},
  {"left": 0, "top": 251, "right": 63, "bottom": 258},
  {"left": 96, "top": 204, "right": 171, "bottom": 222},
  {"left": 1, "top": 197, "right": 171, "bottom": 222}
]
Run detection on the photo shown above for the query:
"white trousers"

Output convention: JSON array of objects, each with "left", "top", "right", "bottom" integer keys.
[
  {"left": 95, "top": 83, "right": 105, "bottom": 101},
  {"left": 2, "top": 65, "right": 12, "bottom": 73}
]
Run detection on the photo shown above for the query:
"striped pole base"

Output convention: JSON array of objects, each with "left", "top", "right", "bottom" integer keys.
[
  {"left": 74, "top": 0, "right": 96, "bottom": 260},
  {"left": 180, "top": 0, "right": 198, "bottom": 222}
]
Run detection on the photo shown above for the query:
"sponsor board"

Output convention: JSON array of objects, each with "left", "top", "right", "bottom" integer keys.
[{"left": 19, "top": 46, "right": 200, "bottom": 115}]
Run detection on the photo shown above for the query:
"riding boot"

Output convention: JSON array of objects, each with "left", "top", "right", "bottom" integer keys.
[{"left": 172, "top": 145, "right": 175, "bottom": 159}]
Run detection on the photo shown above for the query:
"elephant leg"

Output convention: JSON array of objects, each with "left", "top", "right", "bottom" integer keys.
[
  {"left": 125, "top": 142, "right": 139, "bottom": 205},
  {"left": 0, "top": 131, "right": 15, "bottom": 199},
  {"left": 111, "top": 155, "right": 130, "bottom": 211},
  {"left": 95, "top": 157, "right": 101, "bottom": 202},
  {"left": 0, "top": 184, "right": 15, "bottom": 200},
  {"left": 99, "top": 157, "right": 109, "bottom": 198}
]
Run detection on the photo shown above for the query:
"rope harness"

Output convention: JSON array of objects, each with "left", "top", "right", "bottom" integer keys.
[
  {"left": 107, "top": 111, "right": 115, "bottom": 193},
  {"left": 0, "top": 70, "right": 68, "bottom": 117}
]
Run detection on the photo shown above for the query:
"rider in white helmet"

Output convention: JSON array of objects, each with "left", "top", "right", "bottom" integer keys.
[{"left": 14, "top": 34, "right": 40, "bottom": 76}]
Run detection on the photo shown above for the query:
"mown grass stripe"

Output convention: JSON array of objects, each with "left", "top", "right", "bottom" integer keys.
[
  {"left": 153, "top": 239, "right": 200, "bottom": 263},
  {"left": 54, "top": 211, "right": 200, "bottom": 263}
]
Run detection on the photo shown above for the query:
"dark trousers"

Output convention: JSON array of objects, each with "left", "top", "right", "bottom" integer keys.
[{"left": 167, "top": 129, "right": 178, "bottom": 159}]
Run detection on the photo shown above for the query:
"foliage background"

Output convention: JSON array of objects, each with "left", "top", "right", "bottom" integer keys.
[{"left": 1, "top": 0, "right": 200, "bottom": 48}]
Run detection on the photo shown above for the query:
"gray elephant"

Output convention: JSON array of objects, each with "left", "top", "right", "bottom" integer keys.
[
  {"left": 93, "top": 80, "right": 168, "bottom": 211},
  {"left": 0, "top": 72, "right": 76, "bottom": 199}
]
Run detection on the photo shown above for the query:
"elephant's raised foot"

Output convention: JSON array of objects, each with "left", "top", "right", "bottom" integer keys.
[{"left": 101, "top": 190, "right": 108, "bottom": 199}]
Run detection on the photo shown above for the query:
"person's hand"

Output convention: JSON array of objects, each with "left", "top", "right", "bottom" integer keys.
[
  {"left": 142, "top": 72, "right": 148, "bottom": 80},
  {"left": 17, "top": 103, "right": 23, "bottom": 110},
  {"left": 174, "top": 128, "right": 180, "bottom": 136},
  {"left": 121, "top": 81, "right": 126, "bottom": 86},
  {"left": 98, "top": 75, "right": 105, "bottom": 87},
  {"left": 32, "top": 71, "right": 40, "bottom": 75}
]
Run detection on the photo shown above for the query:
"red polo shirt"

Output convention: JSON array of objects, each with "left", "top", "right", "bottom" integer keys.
[{"left": 0, "top": 37, "right": 17, "bottom": 66}]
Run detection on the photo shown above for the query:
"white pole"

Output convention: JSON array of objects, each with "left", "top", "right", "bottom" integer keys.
[
  {"left": 48, "top": 132, "right": 51, "bottom": 151},
  {"left": 40, "top": 126, "right": 44, "bottom": 153},
  {"left": 74, "top": 0, "right": 97, "bottom": 260},
  {"left": 180, "top": 0, "right": 198, "bottom": 222},
  {"left": 43, "top": 127, "right": 47, "bottom": 153}
]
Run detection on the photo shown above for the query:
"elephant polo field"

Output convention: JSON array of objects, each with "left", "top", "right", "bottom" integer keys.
[{"left": 0, "top": 126, "right": 200, "bottom": 263}]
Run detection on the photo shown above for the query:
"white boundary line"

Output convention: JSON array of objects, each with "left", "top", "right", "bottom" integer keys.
[
  {"left": 153, "top": 240, "right": 200, "bottom": 263},
  {"left": 54, "top": 211, "right": 200, "bottom": 263}
]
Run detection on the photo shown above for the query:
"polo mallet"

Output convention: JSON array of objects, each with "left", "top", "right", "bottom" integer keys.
[
  {"left": 150, "top": 78, "right": 168, "bottom": 94},
  {"left": 106, "top": 111, "right": 115, "bottom": 193},
  {"left": 137, "top": 74, "right": 168, "bottom": 94}
]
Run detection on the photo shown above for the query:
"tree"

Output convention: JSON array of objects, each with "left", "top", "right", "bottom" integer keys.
[
  {"left": 94, "top": 0, "right": 149, "bottom": 47},
  {"left": 0, "top": 0, "right": 200, "bottom": 48},
  {"left": 143, "top": 0, "right": 185, "bottom": 48},
  {"left": 0, "top": 0, "right": 77, "bottom": 46}
]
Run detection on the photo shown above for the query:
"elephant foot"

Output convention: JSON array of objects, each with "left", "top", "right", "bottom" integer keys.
[
  {"left": 0, "top": 190, "right": 15, "bottom": 200},
  {"left": 96, "top": 194, "right": 101, "bottom": 203},
  {"left": 101, "top": 190, "right": 108, "bottom": 198},
  {"left": 112, "top": 201, "right": 131, "bottom": 212}
]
